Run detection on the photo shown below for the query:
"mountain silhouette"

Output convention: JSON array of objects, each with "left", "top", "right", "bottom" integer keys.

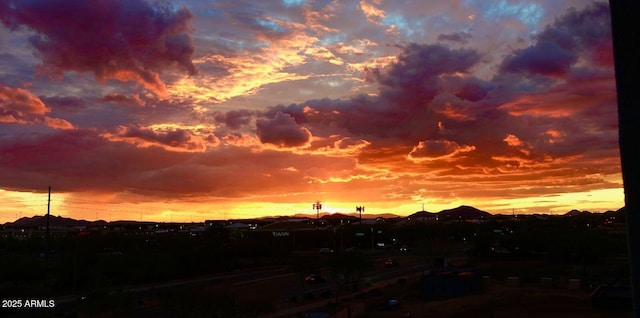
[
  {"left": 1, "top": 205, "right": 625, "bottom": 226},
  {"left": 438, "top": 205, "right": 492, "bottom": 219},
  {"left": 407, "top": 205, "right": 491, "bottom": 220},
  {"left": 5, "top": 215, "right": 107, "bottom": 228}
]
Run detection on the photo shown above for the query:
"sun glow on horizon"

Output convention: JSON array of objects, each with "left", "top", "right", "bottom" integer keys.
[{"left": 0, "top": 185, "right": 625, "bottom": 224}]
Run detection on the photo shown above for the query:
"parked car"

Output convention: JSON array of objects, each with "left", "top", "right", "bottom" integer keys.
[
  {"left": 305, "top": 274, "right": 327, "bottom": 284},
  {"left": 384, "top": 259, "right": 400, "bottom": 268},
  {"left": 319, "top": 247, "right": 333, "bottom": 254},
  {"left": 387, "top": 298, "right": 400, "bottom": 310}
]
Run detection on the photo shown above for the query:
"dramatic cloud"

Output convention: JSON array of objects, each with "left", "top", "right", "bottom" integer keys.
[
  {"left": 256, "top": 112, "right": 312, "bottom": 148},
  {"left": 408, "top": 139, "right": 476, "bottom": 162},
  {"left": 103, "top": 125, "right": 218, "bottom": 153},
  {"left": 368, "top": 43, "right": 482, "bottom": 105},
  {"left": 0, "top": 0, "right": 196, "bottom": 96},
  {"left": 0, "top": 1, "right": 621, "bottom": 222},
  {"left": 213, "top": 109, "right": 254, "bottom": 130},
  {"left": 0, "top": 83, "right": 73, "bottom": 129},
  {"left": 500, "top": 2, "right": 611, "bottom": 77}
]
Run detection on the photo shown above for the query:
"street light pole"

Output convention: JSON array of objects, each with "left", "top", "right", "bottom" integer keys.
[{"left": 371, "top": 227, "right": 374, "bottom": 252}]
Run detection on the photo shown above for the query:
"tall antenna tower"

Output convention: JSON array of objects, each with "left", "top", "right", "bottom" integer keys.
[
  {"left": 313, "top": 201, "right": 322, "bottom": 226},
  {"left": 356, "top": 206, "right": 365, "bottom": 224}
]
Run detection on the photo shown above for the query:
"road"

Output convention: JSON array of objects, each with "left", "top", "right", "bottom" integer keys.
[{"left": 2, "top": 250, "right": 424, "bottom": 317}]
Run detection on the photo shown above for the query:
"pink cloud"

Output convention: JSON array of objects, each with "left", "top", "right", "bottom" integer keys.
[
  {"left": 0, "top": 84, "right": 47, "bottom": 115},
  {"left": 0, "top": 0, "right": 196, "bottom": 96},
  {"left": 0, "top": 83, "right": 73, "bottom": 128}
]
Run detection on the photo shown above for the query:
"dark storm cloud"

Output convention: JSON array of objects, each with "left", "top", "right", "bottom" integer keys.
[
  {"left": 213, "top": 109, "right": 254, "bottom": 130},
  {"left": 256, "top": 112, "right": 312, "bottom": 148},
  {"left": 501, "top": 41, "right": 576, "bottom": 76},
  {"left": 114, "top": 125, "right": 211, "bottom": 152},
  {"left": 440, "top": 75, "right": 492, "bottom": 102},
  {"left": 368, "top": 43, "right": 482, "bottom": 105},
  {"left": 122, "top": 126, "right": 191, "bottom": 145},
  {"left": 500, "top": 2, "right": 611, "bottom": 77},
  {"left": 0, "top": 0, "right": 196, "bottom": 95},
  {"left": 265, "top": 43, "right": 484, "bottom": 141}
]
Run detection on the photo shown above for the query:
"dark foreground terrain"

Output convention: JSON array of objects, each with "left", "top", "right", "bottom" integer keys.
[{"left": 0, "top": 209, "right": 631, "bottom": 317}]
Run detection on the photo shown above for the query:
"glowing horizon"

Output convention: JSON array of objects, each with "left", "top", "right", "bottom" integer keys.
[{"left": 0, "top": 186, "right": 624, "bottom": 224}]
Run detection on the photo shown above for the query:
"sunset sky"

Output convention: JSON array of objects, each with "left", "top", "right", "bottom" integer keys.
[{"left": 0, "top": 0, "right": 622, "bottom": 223}]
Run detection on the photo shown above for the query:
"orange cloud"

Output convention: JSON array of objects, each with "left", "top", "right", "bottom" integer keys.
[
  {"left": 541, "top": 129, "right": 565, "bottom": 144},
  {"left": 170, "top": 24, "right": 319, "bottom": 104},
  {"left": 358, "top": 0, "right": 385, "bottom": 24},
  {"left": 503, "top": 134, "right": 524, "bottom": 147},
  {"left": 0, "top": 85, "right": 47, "bottom": 115},
  {"left": 408, "top": 139, "right": 476, "bottom": 162},
  {"left": 0, "top": 84, "right": 73, "bottom": 129},
  {"left": 302, "top": 0, "right": 341, "bottom": 34}
]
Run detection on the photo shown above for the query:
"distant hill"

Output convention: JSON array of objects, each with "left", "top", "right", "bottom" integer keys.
[
  {"left": 438, "top": 205, "right": 492, "bottom": 219},
  {"left": 565, "top": 208, "right": 625, "bottom": 217},
  {"left": 290, "top": 212, "right": 400, "bottom": 220},
  {"left": 2, "top": 206, "right": 625, "bottom": 226},
  {"left": 5, "top": 215, "right": 107, "bottom": 228},
  {"left": 407, "top": 210, "right": 438, "bottom": 219},
  {"left": 604, "top": 207, "right": 626, "bottom": 216},
  {"left": 406, "top": 205, "right": 491, "bottom": 220},
  {"left": 564, "top": 209, "right": 592, "bottom": 217},
  {"left": 320, "top": 213, "right": 360, "bottom": 221}
]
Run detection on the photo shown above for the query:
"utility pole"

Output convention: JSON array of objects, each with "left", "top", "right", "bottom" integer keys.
[
  {"left": 45, "top": 186, "right": 51, "bottom": 295},
  {"left": 371, "top": 226, "right": 374, "bottom": 252},
  {"left": 46, "top": 186, "right": 50, "bottom": 245}
]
